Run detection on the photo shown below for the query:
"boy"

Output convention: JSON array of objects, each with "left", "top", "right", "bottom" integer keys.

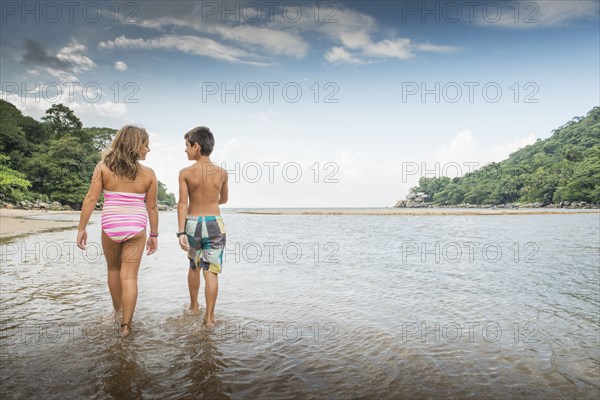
[{"left": 177, "top": 126, "right": 228, "bottom": 325}]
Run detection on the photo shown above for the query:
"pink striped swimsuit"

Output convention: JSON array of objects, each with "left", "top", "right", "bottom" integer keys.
[{"left": 101, "top": 190, "right": 148, "bottom": 242}]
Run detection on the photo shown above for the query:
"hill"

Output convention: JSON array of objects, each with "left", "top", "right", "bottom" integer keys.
[{"left": 407, "top": 107, "right": 600, "bottom": 206}]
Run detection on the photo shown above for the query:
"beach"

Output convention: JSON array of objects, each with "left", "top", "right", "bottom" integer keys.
[{"left": 0, "top": 209, "right": 80, "bottom": 241}]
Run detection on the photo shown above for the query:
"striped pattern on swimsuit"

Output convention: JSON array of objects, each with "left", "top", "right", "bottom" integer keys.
[{"left": 101, "top": 190, "right": 148, "bottom": 242}]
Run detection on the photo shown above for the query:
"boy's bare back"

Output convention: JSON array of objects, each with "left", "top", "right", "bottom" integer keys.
[{"left": 180, "top": 162, "right": 228, "bottom": 216}]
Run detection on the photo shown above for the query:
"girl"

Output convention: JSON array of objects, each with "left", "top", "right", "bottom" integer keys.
[{"left": 77, "top": 125, "right": 159, "bottom": 336}]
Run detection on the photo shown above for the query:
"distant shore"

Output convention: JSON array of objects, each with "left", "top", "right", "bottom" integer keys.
[
  {"left": 2, "top": 208, "right": 598, "bottom": 242},
  {"left": 236, "top": 208, "right": 600, "bottom": 216}
]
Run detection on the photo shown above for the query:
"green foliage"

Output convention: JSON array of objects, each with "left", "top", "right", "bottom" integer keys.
[
  {"left": 82, "top": 127, "right": 116, "bottom": 152},
  {"left": 0, "top": 155, "right": 31, "bottom": 202},
  {"left": 158, "top": 181, "right": 176, "bottom": 207},
  {"left": 0, "top": 101, "right": 31, "bottom": 156},
  {"left": 43, "top": 135, "right": 100, "bottom": 204},
  {"left": 42, "top": 103, "right": 83, "bottom": 137},
  {"left": 0, "top": 100, "right": 176, "bottom": 208},
  {"left": 409, "top": 107, "right": 600, "bottom": 205}
]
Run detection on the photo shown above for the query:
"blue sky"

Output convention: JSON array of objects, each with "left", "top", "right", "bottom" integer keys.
[{"left": 1, "top": 0, "right": 599, "bottom": 207}]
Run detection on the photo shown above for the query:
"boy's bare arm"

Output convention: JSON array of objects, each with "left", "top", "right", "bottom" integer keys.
[
  {"left": 177, "top": 169, "right": 189, "bottom": 233},
  {"left": 218, "top": 169, "right": 229, "bottom": 204}
]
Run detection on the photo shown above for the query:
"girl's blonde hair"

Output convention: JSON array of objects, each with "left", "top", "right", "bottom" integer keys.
[{"left": 103, "top": 125, "right": 149, "bottom": 180}]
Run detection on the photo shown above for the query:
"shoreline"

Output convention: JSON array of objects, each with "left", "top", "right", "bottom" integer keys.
[
  {"left": 236, "top": 208, "right": 599, "bottom": 216},
  {"left": 2, "top": 208, "right": 598, "bottom": 242},
  {"left": 0, "top": 209, "right": 80, "bottom": 242}
]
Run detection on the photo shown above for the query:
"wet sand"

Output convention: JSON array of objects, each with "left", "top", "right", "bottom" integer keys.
[{"left": 0, "top": 209, "right": 80, "bottom": 240}]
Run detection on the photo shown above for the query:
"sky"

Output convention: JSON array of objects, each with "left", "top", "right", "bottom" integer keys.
[{"left": 1, "top": 0, "right": 599, "bottom": 207}]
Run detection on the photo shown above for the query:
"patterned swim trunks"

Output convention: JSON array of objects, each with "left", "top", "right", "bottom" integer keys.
[{"left": 185, "top": 215, "right": 226, "bottom": 274}]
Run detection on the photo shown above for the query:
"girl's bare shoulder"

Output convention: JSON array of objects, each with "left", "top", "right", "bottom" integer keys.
[{"left": 140, "top": 164, "right": 156, "bottom": 179}]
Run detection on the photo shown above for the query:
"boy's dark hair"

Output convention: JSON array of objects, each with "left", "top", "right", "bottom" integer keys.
[{"left": 185, "top": 126, "right": 214, "bottom": 156}]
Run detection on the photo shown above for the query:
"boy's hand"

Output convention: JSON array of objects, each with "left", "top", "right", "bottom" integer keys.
[
  {"left": 146, "top": 237, "right": 158, "bottom": 255},
  {"left": 179, "top": 235, "right": 190, "bottom": 252}
]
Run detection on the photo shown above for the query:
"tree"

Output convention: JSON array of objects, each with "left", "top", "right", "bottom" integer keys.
[
  {"left": 403, "top": 107, "right": 600, "bottom": 205},
  {"left": 157, "top": 181, "right": 176, "bottom": 207},
  {"left": 0, "top": 101, "right": 31, "bottom": 156},
  {"left": 0, "top": 155, "right": 31, "bottom": 202},
  {"left": 82, "top": 127, "right": 116, "bottom": 152},
  {"left": 41, "top": 136, "right": 99, "bottom": 205},
  {"left": 42, "top": 103, "right": 82, "bottom": 137}
]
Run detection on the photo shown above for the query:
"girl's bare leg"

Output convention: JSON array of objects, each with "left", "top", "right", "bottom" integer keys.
[
  {"left": 119, "top": 231, "right": 146, "bottom": 336},
  {"left": 101, "top": 231, "right": 123, "bottom": 313}
]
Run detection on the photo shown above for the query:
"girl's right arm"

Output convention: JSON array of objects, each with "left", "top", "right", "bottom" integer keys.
[{"left": 77, "top": 163, "right": 104, "bottom": 249}]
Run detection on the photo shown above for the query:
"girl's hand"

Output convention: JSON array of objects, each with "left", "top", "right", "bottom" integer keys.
[
  {"left": 146, "top": 236, "right": 158, "bottom": 255},
  {"left": 77, "top": 230, "right": 87, "bottom": 250}
]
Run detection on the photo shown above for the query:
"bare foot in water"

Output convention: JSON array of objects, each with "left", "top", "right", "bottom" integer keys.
[
  {"left": 120, "top": 323, "right": 132, "bottom": 337},
  {"left": 113, "top": 308, "right": 123, "bottom": 323},
  {"left": 189, "top": 304, "right": 200, "bottom": 315},
  {"left": 203, "top": 316, "right": 216, "bottom": 326}
]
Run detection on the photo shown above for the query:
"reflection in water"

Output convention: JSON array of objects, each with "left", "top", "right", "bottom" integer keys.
[
  {"left": 141, "top": 314, "right": 233, "bottom": 399},
  {"left": 103, "top": 342, "right": 150, "bottom": 400},
  {"left": 1, "top": 212, "right": 599, "bottom": 398},
  {"left": 183, "top": 325, "right": 230, "bottom": 399}
]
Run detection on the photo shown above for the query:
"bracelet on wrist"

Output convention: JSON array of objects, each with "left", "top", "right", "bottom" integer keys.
[
  {"left": 176, "top": 231, "right": 186, "bottom": 238},
  {"left": 149, "top": 232, "right": 159, "bottom": 238}
]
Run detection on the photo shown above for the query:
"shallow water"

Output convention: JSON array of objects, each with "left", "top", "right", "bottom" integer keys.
[{"left": 1, "top": 211, "right": 599, "bottom": 399}]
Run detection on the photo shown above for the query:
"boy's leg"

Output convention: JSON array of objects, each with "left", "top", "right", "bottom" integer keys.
[
  {"left": 203, "top": 270, "right": 218, "bottom": 324},
  {"left": 188, "top": 265, "right": 201, "bottom": 313},
  {"left": 101, "top": 231, "right": 123, "bottom": 313},
  {"left": 119, "top": 231, "right": 145, "bottom": 335}
]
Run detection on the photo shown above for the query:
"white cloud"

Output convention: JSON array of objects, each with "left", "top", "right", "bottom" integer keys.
[
  {"left": 140, "top": 134, "right": 189, "bottom": 195},
  {"left": 25, "top": 40, "right": 95, "bottom": 81},
  {"left": 248, "top": 112, "right": 271, "bottom": 122},
  {"left": 324, "top": 47, "right": 365, "bottom": 64},
  {"left": 114, "top": 61, "right": 128, "bottom": 71},
  {"left": 209, "top": 25, "right": 308, "bottom": 58},
  {"left": 314, "top": 6, "right": 457, "bottom": 64},
  {"left": 328, "top": 130, "right": 537, "bottom": 205},
  {"left": 212, "top": 137, "right": 246, "bottom": 161},
  {"left": 363, "top": 38, "right": 413, "bottom": 59},
  {"left": 330, "top": 150, "right": 412, "bottom": 205},
  {"left": 99, "top": 35, "right": 267, "bottom": 66},
  {"left": 133, "top": 15, "right": 308, "bottom": 59},
  {"left": 56, "top": 40, "right": 95, "bottom": 73},
  {"left": 476, "top": 0, "right": 599, "bottom": 29},
  {"left": 0, "top": 94, "right": 127, "bottom": 121},
  {"left": 118, "top": 4, "right": 455, "bottom": 65},
  {"left": 79, "top": 101, "right": 127, "bottom": 117},
  {"left": 415, "top": 43, "right": 458, "bottom": 53},
  {"left": 0, "top": 91, "right": 49, "bottom": 117},
  {"left": 130, "top": 128, "right": 538, "bottom": 208},
  {"left": 388, "top": 130, "right": 538, "bottom": 192},
  {"left": 337, "top": 30, "right": 373, "bottom": 49},
  {"left": 29, "top": 67, "right": 78, "bottom": 82},
  {"left": 429, "top": 130, "right": 537, "bottom": 168}
]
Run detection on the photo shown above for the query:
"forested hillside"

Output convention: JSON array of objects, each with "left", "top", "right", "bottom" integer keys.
[
  {"left": 409, "top": 107, "right": 600, "bottom": 206},
  {"left": 0, "top": 100, "right": 175, "bottom": 207}
]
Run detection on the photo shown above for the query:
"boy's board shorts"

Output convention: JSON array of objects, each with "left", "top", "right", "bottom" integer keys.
[{"left": 185, "top": 215, "right": 226, "bottom": 274}]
